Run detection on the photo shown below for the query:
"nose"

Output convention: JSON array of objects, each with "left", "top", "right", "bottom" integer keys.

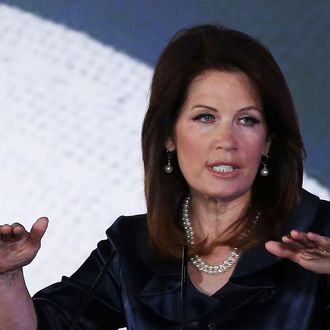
[{"left": 214, "top": 123, "right": 238, "bottom": 151}]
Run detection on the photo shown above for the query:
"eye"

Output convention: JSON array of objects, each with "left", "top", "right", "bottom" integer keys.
[
  {"left": 239, "top": 116, "right": 260, "bottom": 126},
  {"left": 193, "top": 113, "right": 215, "bottom": 123}
]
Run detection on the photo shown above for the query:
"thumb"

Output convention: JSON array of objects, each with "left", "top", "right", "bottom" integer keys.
[{"left": 29, "top": 217, "right": 49, "bottom": 246}]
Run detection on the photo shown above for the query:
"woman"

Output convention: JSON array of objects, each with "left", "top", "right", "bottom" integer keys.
[{"left": 0, "top": 24, "right": 329, "bottom": 329}]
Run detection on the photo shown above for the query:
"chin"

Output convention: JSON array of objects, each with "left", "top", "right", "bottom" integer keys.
[{"left": 199, "top": 187, "right": 251, "bottom": 203}]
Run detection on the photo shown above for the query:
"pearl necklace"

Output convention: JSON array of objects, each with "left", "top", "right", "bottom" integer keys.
[{"left": 182, "top": 196, "right": 259, "bottom": 275}]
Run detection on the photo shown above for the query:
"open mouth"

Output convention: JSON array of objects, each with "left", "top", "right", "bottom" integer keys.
[
  {"left": 207, "top": 162, "right": 240, "bottom": 177},
  {"left": 212, "top": 165, "right": 234, "bottom": 173}
]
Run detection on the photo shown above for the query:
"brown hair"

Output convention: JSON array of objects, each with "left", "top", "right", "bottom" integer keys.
[{"left": 141, "top": 24, "right": 305, "bottom": 260}]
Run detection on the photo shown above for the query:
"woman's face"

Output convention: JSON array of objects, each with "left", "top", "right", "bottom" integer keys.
[{"left": 166, "top": 70, "right": 270, "bottom": 203}]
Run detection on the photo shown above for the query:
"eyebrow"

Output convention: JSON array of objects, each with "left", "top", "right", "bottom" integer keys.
[
  {"left": 191, "top": 105, "right": 262, "bottom": 112},
  {"left": 238, "top": 106, "right": 262, "bottom": 113}
]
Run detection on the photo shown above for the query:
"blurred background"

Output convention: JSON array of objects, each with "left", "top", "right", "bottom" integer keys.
[{"left": 0, "top": 1, "right": 329, "bottom": 294}]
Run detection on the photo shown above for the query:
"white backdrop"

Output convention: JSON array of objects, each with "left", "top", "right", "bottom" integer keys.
[{"left": 0, "top": 4, "right": 329, "bottom": 295}]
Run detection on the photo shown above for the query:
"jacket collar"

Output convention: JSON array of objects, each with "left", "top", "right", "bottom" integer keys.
[
  {"left": 284, "top": 188, "right": 320, "bottom": 232},
  {"left": 232, "top": 188, "right": 320, "bottom": 278}
]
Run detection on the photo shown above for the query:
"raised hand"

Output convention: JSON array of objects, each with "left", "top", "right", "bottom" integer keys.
[
  {"left": 265, "top": 230, "right": 330, "bottom": 274},
  {"left": 0, "top": 217, "right": 48, "bottom": 274}
]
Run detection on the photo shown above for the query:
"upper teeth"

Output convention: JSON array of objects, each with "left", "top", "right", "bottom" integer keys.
[{"left": 212, "top": 165, "right": 234, "bottom": 172}]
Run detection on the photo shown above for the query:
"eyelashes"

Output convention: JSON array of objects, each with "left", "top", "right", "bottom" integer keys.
[
  {"left": 192, "top": 113, "right": 215, "bottom": 123},
  {"left": 238, "top": 116, "right": 260, "bottom": 126},
  {"left": 193, "top": 113, "right": 261, "bottom": 126}
]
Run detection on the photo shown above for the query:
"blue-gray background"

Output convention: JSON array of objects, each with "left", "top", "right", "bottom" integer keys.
[{"left": 2, "top": 0, "right": 328, "bottom": 187}]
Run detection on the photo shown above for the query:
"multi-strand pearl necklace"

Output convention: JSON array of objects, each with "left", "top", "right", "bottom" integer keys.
[{"left": 181, "top": 196, "right": 260, "bottom": 275}]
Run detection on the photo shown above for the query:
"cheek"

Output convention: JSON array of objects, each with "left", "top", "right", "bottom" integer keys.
[
  {"left": 175, "top": 131, "right": 207, "bottom": 171},
  {"left": 243, "top": 139, "right": 266, "bottom": 167},
  {"left": 177, "top": 134, "right": 203, "bottom": 150},
  {"left": 176, "top": 136, "right": 203, "bottom": 164},
  {"left": 175, "top": 122, "right": 205, "bottom": 153}
]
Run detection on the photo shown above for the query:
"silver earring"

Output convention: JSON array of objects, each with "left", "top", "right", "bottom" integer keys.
[
  {"left": 260, "top": 155, "right": 269, "bottom": 177},
  {"left": 164, "top": 149, "right": 173, "bottom": 174}
]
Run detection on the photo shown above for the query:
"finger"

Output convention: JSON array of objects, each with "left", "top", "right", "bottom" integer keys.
[
  {"left": 11, "top": 223, "right": 28, "bottom": 239},
  {"left": 29, "top": 217, "right": 49, "bottom": 247},
  {"left": 289, "top": 230, "right": 317, "bottom": 249},
  {"left": 265, "top": 241, "right": 299, "bottom": 262},
  {"left": 282, "top": 232, "right": 327, "bottom": 258},
  {"left": 280, "top": 235, "right": 327, "bottom": 258},
  {"left": 282, "top": 235, "right": 305, "bottom": 249},
  {"left": 306, "top": 232, "right": 330, "bottom": 252},
  {"left": 0, "top": 224, "right": 14, "bottom": 242}
]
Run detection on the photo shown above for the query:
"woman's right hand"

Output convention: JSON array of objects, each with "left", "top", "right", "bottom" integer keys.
[{"left": 0, "top": 217, "right": 48, "bottom": 274}]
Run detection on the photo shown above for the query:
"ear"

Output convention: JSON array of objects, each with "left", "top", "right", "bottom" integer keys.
[
  {"left": 164, "top": 136, "right": 176, "bottom": 151},
  {"left": 262, "top": 137, "right": 271, "bottom": 156}
]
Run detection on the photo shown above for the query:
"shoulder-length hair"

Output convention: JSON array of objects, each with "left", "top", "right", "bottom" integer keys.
[{"left": 141, "top": 24, "right": 305, "bottom": 260}]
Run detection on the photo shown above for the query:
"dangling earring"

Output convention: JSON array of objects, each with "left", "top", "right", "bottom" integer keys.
[
  {"left": 164, "top": 149, "right": 173, "bottom": 174},
  {"left": 260, "top": 155, "right": 269, "bottom": 177}
]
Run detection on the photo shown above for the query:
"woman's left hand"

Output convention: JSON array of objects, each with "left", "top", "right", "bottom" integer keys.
[{"left": 265, "top": 230, "right": 330, "bottom": 274}]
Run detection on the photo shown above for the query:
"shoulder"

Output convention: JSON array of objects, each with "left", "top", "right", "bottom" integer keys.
[
  {"left": 299, "top": 189, "right": 330, "bottom": 235},
  {"left": 104, "top": 214, "right": 149, "bottom": 251},
  {"left": 314, "top": 198, "right": 330, "bottom": 236},
  {"left": 106, "top": 213, "right": 147, "bottom": 237},
  {"left": 319, "top": 198, "right": 330, "bottom": 213}
]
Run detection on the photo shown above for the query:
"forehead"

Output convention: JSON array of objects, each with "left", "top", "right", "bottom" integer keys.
[{"left": 184, "top": 69, "right": 261, "bottom": 107}]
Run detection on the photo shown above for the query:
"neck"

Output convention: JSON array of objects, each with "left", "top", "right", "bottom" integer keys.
[{"left": 189, "top": 190, "right": 251, "bottom": 242}]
